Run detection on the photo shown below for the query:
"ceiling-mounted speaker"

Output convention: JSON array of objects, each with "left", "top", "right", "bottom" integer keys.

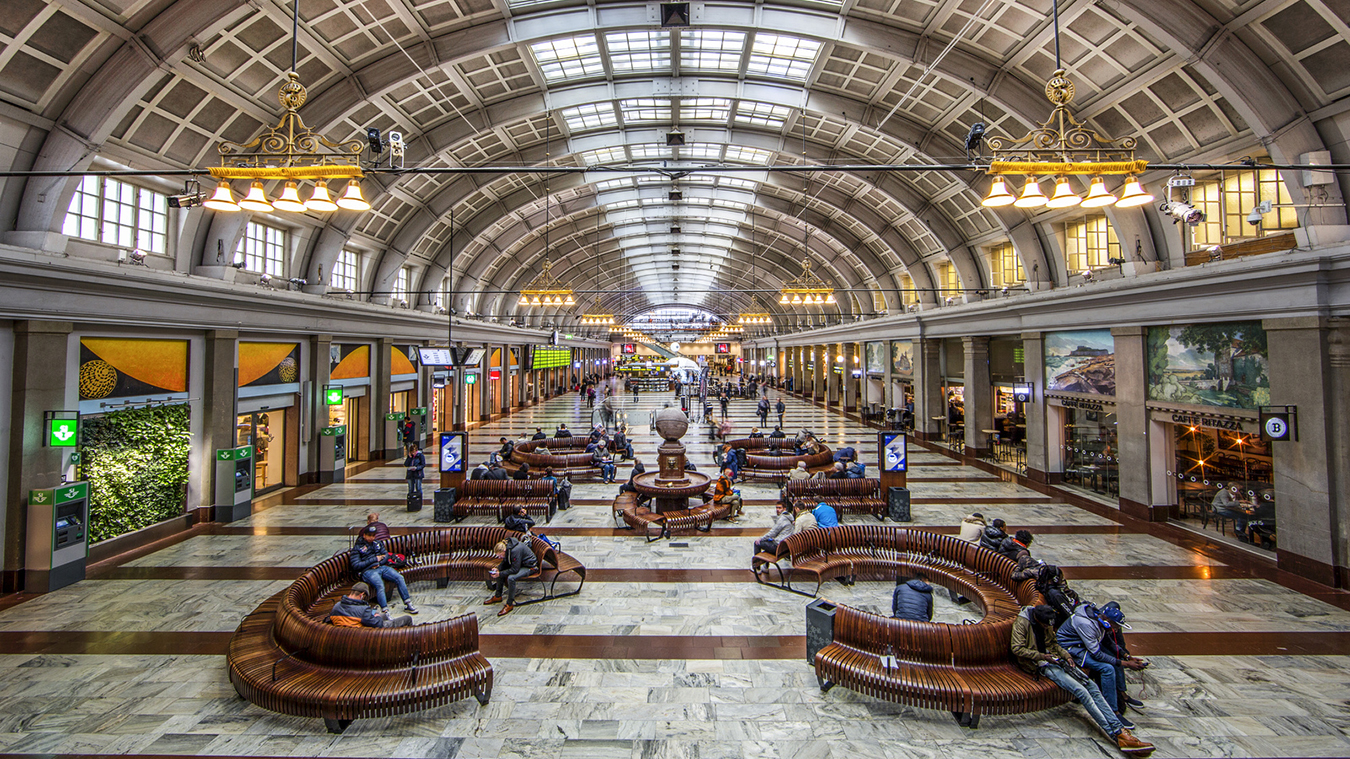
[
  {"left": 670, "top": 225, "right": 681, "bottom": 233},
  {"left": 668, "top": 190, "right": 683, "bottom": 201},
  {"left": 672, "top": 263, "right": 680, "bottom": 270},
  {"left": 661, "top": 2, "right": 691, "bottom": 27},
  {"left": 666, "top": 129, "right": 686, "bottom": 146}
]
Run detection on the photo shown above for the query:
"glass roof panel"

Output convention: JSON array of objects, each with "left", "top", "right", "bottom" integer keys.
[
  {"left": 620, "top": 98, "right": 673, "bottom": 123},
  {"left": 746, "top": 33, "right": 821, "bottom": 82},
  {"left": 724, "top": 145, "right": 773, "bottom": 164},
  {"left": 629, "top": 144, "right": 671, "bottom": 160},
  {"left": 580, "top": 146, "right": 626, "bottom": 165},
  {"left": 678, "top": 144, "right": 721, "bottom": 160},
  {"left": 735, "top": 101, "right": 793, "bottom": 127},
  {"left": 681, "top": 30, "right": 747, "bottom": 72},
  {"left": 560, "top": 103, "right": 618, "bottom": 131},
  {"left": 605, "top": 31, "right": 672, "bottom": 73},
  {"left": 680, "top": 97, "right": 732, "bottom": 121},
  {"left": 530, "top": 35, "right": 605, "bottom": 83}
]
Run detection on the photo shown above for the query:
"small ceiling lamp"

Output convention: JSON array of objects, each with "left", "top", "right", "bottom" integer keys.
[
  {"left": 336, "top": 180, "right": 371, "bottom": 212},
  {"left": 306, "top": 181, "right": 339, "bottom": 212},
  {"left": 1045, "top": 176, "right": 1082, "bottom": 208},
  {"left": 1013, "top": 178, "right": 1047, "bottom": 209},
  {"left": 204, "top": 181, "right": 239, "bottom": 212},
  {"left": 564, "top": 293, "right": 576, "bottom": 306},
  {"left": 982, "top": 176, "right": 1016, "bottom": 207},
  {"left": 517, "top": 295, "right": 529, "bottom": 307},
  {"left": 791, "top": 293, "right": 803, "bottom": 305},
  {"left": 824, "top": 292, "right": 836, "bottom": 304},
  {"left": 1115, "top": 176, "right": 1154, "bottom": 208},
  {"left": 1080, "top": 176, "right": 1117, "bottom": 208},
  {"left": 238, "top": 181, "right": 274, "bottom": 213},
  {"left": 530, "top": 295, "right": 543, "bottom": 306},
  {"left": 273, "top": 181, "right": 307, "bottom": 213},
  {"left": 779, "top": 293, "right": 790, "bottom": 304}
]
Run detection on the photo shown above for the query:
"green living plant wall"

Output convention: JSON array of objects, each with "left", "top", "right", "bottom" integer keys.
[{"left": 80, "top": 404, "right": 190, "bottom": 543}]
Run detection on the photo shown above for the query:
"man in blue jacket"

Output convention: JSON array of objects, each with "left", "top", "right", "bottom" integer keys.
[
  {"left": 892, "top": 575, "right": 934, "bottom": 621},
  {"left": 812, "top": 501, "right": 840, "bottom": 528},
  {"left": 325, "top": 582, "right": 412, "bottom": 628},
  {"left": 349, "top": 526, "right": 419, "bottom": 616},
  {"left": 1057, "top": 601, "right": 1148, "bottom": 728}
]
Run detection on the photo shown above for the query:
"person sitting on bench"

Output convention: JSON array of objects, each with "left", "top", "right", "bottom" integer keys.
[
  {"left": 554, "top": 424, "right": 571, "bottom": 438},
  {"left": 892, "top": 573, "right": 934, "bottom": 621},
  {"left": 788, "top": 460, "right": 811, "bottom": 481},
  {"left": 364, "top": 512, "right": 391, "bottom": 541},
  {"left": 532, "top": 427, "right": 547, "bottom": 440},
  {"left": 349, "top": 526, "right": 418, "bottom": 616},
  {"left": 325, "top": 582, "right": 412, "bottom": 628},
  {"left": 754, "top": 502, "right": 795, "bottom": 556},
  {"left": 713, "top": 467, "right": 744, "bottom": 522},
  {"left": 792, "top": 501, "right": 817, "bottom": 532},
  {"left": 497, "top": 437, "right": 515, "bottom": 460},
  {"left": 504, "top": 504, "right": 535, "bottom": 534},
  {"left": 485, "top": 537, "right": 538, "bottom": 617}
]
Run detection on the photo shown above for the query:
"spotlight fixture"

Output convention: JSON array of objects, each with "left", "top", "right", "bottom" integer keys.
[
  {"left": 1081, "top": 269, "right": 1095, "bottom": 283},
  {"left": 288, "top": 277, "right": 307, "bottom": 287},
  {"left": 230, "top": 260, "right": 247, "bottom": 269},
  {"left": 670, "top": 225, "right": 681, "bottom": 234},
  {"left": 366, "top": 127, "right": 384, "bottom": 154},
  {"left": 167, "top": 180, "right": 205, "bottom": 208},
  {"left": 1161, "top": 201, "right": 1204, "bottom": 226},
  {"left": 907, "top": 303, "right": 920, "bottom": 313},
  {"left": 964, "top": 122, "right": 986, "bottom": 158},
  {"left": 668, "top": 190, "right": 683, "bottom": 201},
  {"left": 665, "top": 129, "right": 686, "bottom": 146},
  {"left": 117, "top": 248, "right": 148, "bottom": 265}
]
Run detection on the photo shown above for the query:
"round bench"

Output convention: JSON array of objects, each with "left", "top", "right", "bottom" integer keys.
[{"left": 720, "top": 437, "right": 834, "bottom": 480}]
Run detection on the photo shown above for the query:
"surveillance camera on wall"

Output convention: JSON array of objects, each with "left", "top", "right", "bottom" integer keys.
[
  {"left": 1161, "top": 201, "right": 1204, "bottom": 226},
  {"left": 1000, "top": 286, "right": 1010, "bottom": 296},
  {"left": 944, "top": 296, "right": 956, "bottom": 306},
  {"left": 1247, "top": 200, "right": 1272, "bottom": 226},
  {"left": 231, "top": 260, "right": 246, "bottom": 269},
  {"left": 1081, "top": 269, "right": 1096, "bottom": 283},
  {"left": 167, "top": 191, "right": 203, "bottom": 209},
  {"left": 288, "top": 277, "right": 307, "bottom": 287}
]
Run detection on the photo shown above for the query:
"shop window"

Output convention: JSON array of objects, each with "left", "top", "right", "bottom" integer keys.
[
  {"left": 1063, "top": 216, "right": 1119, "bottom": 274},
  {"left": 1062, "top": 409, "right": 1118, "bottom": 498},
  {"left": 988, "top": 242, "right": 1024, "bottom": 287},
  {"left": 236, "top": 221, "right": 286, "bottom": 276},
  {"left": 1188, "top": 169, "right": 1299, "bottom": 249},
  {"left": 62, "top": 176, "right": 168, "bottom": 254},
  {"left": 332, "top": 249, "right": 358, "bottom": 291},
  {"left": 1171, "top": 425, "right": 1275, "bottom": 549}
]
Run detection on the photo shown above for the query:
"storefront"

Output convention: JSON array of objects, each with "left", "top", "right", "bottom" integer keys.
[
  {"left": 1050, "top": 396, "right": 1118, "bottom": 499},
  {"left": 236, "top": 341, "right": 301, "bottom": 493},
  {"left": 236, "top": 409, "right": 291, "bottom": 493},
  {"left": 327, "top": 391, "right": 364, "bottom": 462},
  {"left": 330, "top": 343, "right": 373, "bottom": 460},
  {"left": 1156, "top": 409, "right": 1275, "bottom": 550}
]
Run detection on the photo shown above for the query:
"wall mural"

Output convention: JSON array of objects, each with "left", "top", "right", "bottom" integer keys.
[
  {"left": 239, "top": 342, "right": 299, "bottom": 387},
  {"left": 1044, "top": 330, "right": 1116, "bottom": 395},
  {"left": 1147, "top": 322, "right": 1269, "bottom": 409},
  {"left": 891, "top": 341, "right": 914, "bottom": 379},
  {"left": 79, "top": 338, "right": 188, "bottom": 401},
  {"left": 392, "top": 345, "right": 418, "bottom": 376},
  {"left": 864, "top": 341, "right": 885, "bottom": 374},
  {"left": 330, "top": 344, "right": 370, "bottom": 380}
]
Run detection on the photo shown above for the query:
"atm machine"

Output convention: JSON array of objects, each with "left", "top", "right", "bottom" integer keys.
[
  {"left": 215, "top": 444, "right": 254, "bottom": 522},
  {"left": 384, "top": 411, "right": 406, "bottom": 458},
  {"left": 26, "top": 481, "right": 89, "bottom": 592},
  {"left": 408, "top": 407, "right": 427, "bottom": 445},
  {"left": 318, "top": 424, "right": 347, "bottom": 483}
]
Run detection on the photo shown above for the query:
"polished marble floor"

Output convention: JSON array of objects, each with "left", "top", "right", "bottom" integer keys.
[{"left": 1, "top": 384, "right": 1348, "bottom": 758}]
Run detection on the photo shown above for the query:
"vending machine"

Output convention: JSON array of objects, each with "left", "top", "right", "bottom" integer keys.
[
  {"left": 26, "top": 481, "right": 89, "bottom": 592},
  {"left": 214, "top": 444, "right": 254, "bottom": 522}
]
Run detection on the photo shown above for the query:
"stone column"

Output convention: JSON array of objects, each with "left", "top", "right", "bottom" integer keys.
[
  {"left": 478, "top": 346, "right": 491, "bottom": 422},
  {"left": 914, "top": 338, "right": 944, "bottom": 441},
  {"left": 1021, "top": 332, "right": 1049, "bottom": 483},
  {"left": 3, "top": 321, "right": 72, "bottom": 593},
  {"left": 883, "top": 340, "right": 894, "bottom": 412},
  {"left": 1112, "top": 326, "right": 1155, "bottom": 519},
  {"left": 202, "top": 330, "right": 239, "bottom": 516},
  {"left": 374, "top": 337, "right": 395, "bottom": 458},
  {"left": 307, "top": 334, "right": 332, "bottom": 480},
  {"left": 813, "top": 345, "right": 825, "bottom": 402},
  {"left": 1264, "top": 317, "right": 1341, "bottom": 586},
  {"left": 963, "top": 336, "right": 993, "bottom": 457},
  {"left": 1329, "top": 319, "right": 1349, "bottom": 589},
  {"left": 451, "top": 342, "right": 467, "bottom": 431},
  {"left": 844, "top": 342, "right": 859, "bottom": 412}
]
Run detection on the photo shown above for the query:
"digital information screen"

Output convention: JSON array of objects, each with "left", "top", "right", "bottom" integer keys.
[
  {"left": 418, "top": 348, "right": 455, "bottom": 366},
  {"left": 880, "top": 432, "right": 908, "bottom": 472},
  {"left": 439, "top": 432, "right": 465, "bottom": 472},
  {"left": 463, "top": 348, "right": 486, "bottom": 366},
  {"left": 532, "top": 346, "right": 571, "bottom": 370}
]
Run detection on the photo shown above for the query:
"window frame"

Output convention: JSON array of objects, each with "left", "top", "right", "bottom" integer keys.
[
  {"left": 236, "top": 221, "right": 288, "bottom": 277},
  {"left": 62, "top": 176, "right": 170, "bottom": 255}
]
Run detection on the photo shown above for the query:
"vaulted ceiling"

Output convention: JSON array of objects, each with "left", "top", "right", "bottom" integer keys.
[{"left": 3, "top": 0, "right": 1346, "bottom": 331}]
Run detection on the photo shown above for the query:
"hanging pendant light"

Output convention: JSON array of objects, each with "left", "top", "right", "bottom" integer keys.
[
  {"left": 779, "top": 293, "right": 790, "bottom": 305},
  {"left": 306, "top": 181, "right": 339, "bottom": 212},
  {"left": 530, "top": 295, "right": 543, "bottom": 306},
  {"left": 336, "top": 180, "right": 371, "bottom": 211},
  {"left": 1013, "top": 178, "right": 1047, "bottom": 208},
  {"left": 982, "top": 176, "right": 1016, "bottom": 207},
  {"left": 517, "top": 295, "right": 529, "bottom": 307},
  {"left": 564, "top": 293, "right": 576, "bottom": 306},
  {"left": 791, "top": 293, "right": 803, "bottom": 305},
  {"left": 238, "top": 181, "right": 274, "bottom": 213},
  {"left": 824, "top": 293, "right": 836, "bottom": 304},
  {"left": 204, "top": 181, "right": 240, "bottom": 212},
  {"left": 1045, "top": 176, "right": 1082, "bottom": 208},
  {"left": 1080, "top": 176, "right": 1117, "bottom": 208},
  {"left": 273, "top": 181, "right": 307, "bottom": 213},
  {"left": 1115, "top": 176, "right": 1154, "bottom": 208}
]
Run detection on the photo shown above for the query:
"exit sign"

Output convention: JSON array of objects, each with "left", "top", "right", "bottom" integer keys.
[
  {"left": 47, "top": 418, "right": 79, "bottom": 447},
  {"left": 324, "top": 386, "right": 344, "bottom": 405}
]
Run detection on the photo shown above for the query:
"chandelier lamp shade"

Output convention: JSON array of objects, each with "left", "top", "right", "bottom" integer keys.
[
  {"left": 579, "top": 314, "right": 615, "bottom": 325},
  {"left": 515, "top": 260, "right": 575, "bottom": 308},
  {"left": 204, "top": 72, "right": 369, "bottom": 214},
  {"left": 979, "top": 69, "right": 1154, "bottom": 211},
  {"left": 779, "top": 260, "right": 836, "bottom": 307}
]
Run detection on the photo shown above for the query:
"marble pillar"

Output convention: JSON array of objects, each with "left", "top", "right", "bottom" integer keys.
[
  {"left": 963, "top": 336, "right": 992, "bottom": 457},
  {"left": 1112, "top": 327, "right": 1155, "bottom": 520},
  {"left": 306, "top": 334, "right": 332, "bottom": 480},
  {"left": 844, "top": 342, "right": 858, "bottom": 412},
  {"left": 915, "top": 339, "right": 944, "bottom": 441},
  {"left": 202, "top": 330, "right": 240, "bottom": 514}
]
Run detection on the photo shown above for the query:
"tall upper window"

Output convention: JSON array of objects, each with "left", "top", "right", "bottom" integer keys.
[
  {"left": 62, "top": 177, "right": 168, "bottom": 254},
  {"left": 236, "top": 222, "right": 286, "bottom": 276},
  {"left": 937, "top": 262, "right": 961, "bottom": 298},
  {"left": 1063, "top": 216, "right": 1119, "bottom": 274},
  {"left": 332, "top": 249, "right": 358, "bottom": 291},
  {"left": 899, "top": 273, "right": 916, "bottom": 306},
  {"left": 391, "top": 267, "right": 409, "bottom": 303},
  {"left": 1188, "top": 169, "right": 1298, "bottom": 249},
  {"left": 988, "top": 242, "right": 1024, "bottom": 287}
]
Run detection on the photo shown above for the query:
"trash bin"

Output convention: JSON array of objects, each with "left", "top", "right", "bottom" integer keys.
[
  {"left": 433, "top": 488, "right": 456, "bottom": 523},
  {"left": 806, "top": 598, "right": 838, "bottom": 666},
  {"left": 887, "top": 486, "right": 911, "bottom": 522}
]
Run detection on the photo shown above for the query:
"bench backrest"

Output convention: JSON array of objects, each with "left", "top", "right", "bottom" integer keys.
[
  {"left": 461, "top": 479, "right": 552, "bottom": 497},
  {"left": 785, "top": 478, "right": 881, "bottom": 498},
  {"left": 830, "top": 602, "right": 1016, "bottom": 668}
]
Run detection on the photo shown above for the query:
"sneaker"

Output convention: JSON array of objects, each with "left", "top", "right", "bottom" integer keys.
[
  {"left": 1123, "top": 695, "right": 1144, "bottom": 708},
  {"left": 381, "top": 607, "right": 390, "bottom": 616},
  {"left": 404, "top": 603, "right": 419, "bottom": 615},
  {"left": 1116, "top": 729, "right": 1154, "bottom": 754},
  {"left": 1115, "top": 712, "right": 1136, "bottom": 730},
  {"left": 497, "top": 604, "right": 514, "bottom": 617},
  {"left": 484, "top": 596, "right": 503, "bottom": 605}
]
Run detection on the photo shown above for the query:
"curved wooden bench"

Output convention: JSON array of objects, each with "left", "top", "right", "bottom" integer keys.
[
  {"left": 720, "top": 437, "right": 835, "bottom": 481},
  {"left": 613, "top": 493, "right": 731, "bottom": 542},
  {"left": 228, "top": 528, "right": 587, "bottom": 732},
  {"left": 783, "top": 479, "right": 885, "bottom": 520},
  {"left": 453, "top": 479, "right": 555, "bottom": 523},
  {"left": 508, "top": 436, "right": 605, "bottom": 478}
]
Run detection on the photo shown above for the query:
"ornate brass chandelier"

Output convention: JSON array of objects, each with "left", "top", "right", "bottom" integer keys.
[
  {"left": 203, "top": 2, "right": 368, "bottom": 214},
  {"left": 779, "top": 260, "right": 835, "bottom": 306},
  {"left": 516, "top": 259, "right": 575, "bottom": 307}
]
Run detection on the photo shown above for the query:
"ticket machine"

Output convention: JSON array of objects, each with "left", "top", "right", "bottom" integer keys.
[
  {"left": 384, "top": 412, "right": 406, "bottom": 458},
  {"left": 214, "top": 444, "right": 254, "bottom": 522},
  {"left": 26, "top": 481, "right": 89, "bottom": 592},
  {"left": 318, "top": 425, "right": 347, "bottom": 483}
]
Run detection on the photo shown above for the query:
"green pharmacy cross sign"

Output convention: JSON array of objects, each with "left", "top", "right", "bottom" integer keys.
[
  {"left": 46, "top": 416, "right": 79, "bottom": 448},
  {"left": 324, "top": 385, "right": 344, "bottom": 405}
]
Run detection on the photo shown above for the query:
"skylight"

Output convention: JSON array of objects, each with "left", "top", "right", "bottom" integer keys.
[
  {"left": 719, "top": 177, "right": 758, "bottom": 189},
  {"left": 629, "top": 144, "right": 671, "bottom": 160},
  {"left": 724, "top": 146, "right": 773, "bottom": 164},
  {"left": 620, "top": 98, "right": 673, "bottom": 123},
  {"left": 680, "top": 97, "right": 732, "bottom": 121},
  {"left": 530, "top": 35, "right": 605, "bottom": 83},
  {"left": 580, "top": 147, "right": 626, "bottom": 165},
  {"left": 595, "top": 178, "right": 633, "bottom": 191},
  {"left": 605, "top": 31, "right": 671, "bottom": 73},
  {"left": 560, "top": 103, "right": 618, "bottom": 131},
  {"left": 681, "top": 30, "right": 746, "bottom": 72},
  {"left": 678, "top": 144, "right": 721, "bottom": 160},
  {"left": 746, "top": 33, "right": 821, "bottom": 82},
  {"left": 735, "top": 101, "right": 793, "bottom": 127}
]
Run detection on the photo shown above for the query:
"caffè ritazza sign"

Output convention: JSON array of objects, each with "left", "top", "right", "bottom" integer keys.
[{"left": 1169, "top": 412, "right": 1245, "bottom": 432}]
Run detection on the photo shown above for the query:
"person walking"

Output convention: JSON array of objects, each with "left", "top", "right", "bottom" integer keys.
[
  {"left": 719, "top": 392, "right": 730, "bottom": 419},
  {"left": 757, "top": 396, "right": 770, "bottom": 427},
  {"left": 775, "top": 398, "right": 786, "bottom": 428},
  {"left": 404, "top": 443, "right": 426, "bottom": 499}
]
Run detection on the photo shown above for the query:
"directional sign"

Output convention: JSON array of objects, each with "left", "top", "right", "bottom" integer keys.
[
  {"left": 1259, "top": 408, "right": 1296, "bottom": 442},
  {"left": 47, "top": 418, "right": 79, "bottom": 447},
  {"left": 324, "top": 386, "right": 344, "bottom": 405}
]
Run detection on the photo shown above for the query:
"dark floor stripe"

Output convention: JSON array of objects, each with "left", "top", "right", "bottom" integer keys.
[{"left": 193, "top": 523, "right": 1127, "bottom": 539}]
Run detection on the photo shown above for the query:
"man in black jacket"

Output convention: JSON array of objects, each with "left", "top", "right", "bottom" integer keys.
[
  {"left": 775, "top": 398, "right": 786, "bottom": 427},
  {"left": 980, "top": 518, "right": 1008, "bottom": 553},
  {"left": 892, "top": 575, "right": 934, "bottom": 621},
  {"left": 554, "top": 423, "right": 571, "bottom": 438},
  {"left": 485, "top": 537, "right": 538, "bottom": 616},
  {"left": 349, "top": 527, "right": 419, "bottom": 615},
  {"left": 326, "top": 582, "right": 412, "bottom": 628},
  {"left": 532, "top": 427, "right": 547, "bottom": 440},
  {"left": 483, "top": 462, "right": 509, "bottom": 481}
]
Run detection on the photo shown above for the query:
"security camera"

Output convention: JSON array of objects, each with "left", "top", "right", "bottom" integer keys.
[
  {"left": 258, "top": 273, "right": 272, "bottom": 285},
  {"left": 288, "top": 277, "right": 307, "bottom": 287},
  {"left": 168, "top": 179, "right": 204, "bottom": 208},
  {"left": 1000, "top": 286, "right": 1009, "bottom": 296},
  {"left": 1081, "top": 269, "right": 1095, "bottom": 283},
  {"left": 366, "top": 127, "right": 383, "bottom": 154},
  {"left": 1208, "top": 245, "right": 1223, "bottom": 261},
  {"left": 1247, "top": 200, "right": 1272, "bottom": 226},
  {"left": 231, "top": 260, "right": 247, "bottom": 269},
  {"left": 127, "top": 248, "right": 147, "bottom": 265},
  {"left": 944, "top": 296, "right": 956, "bottom": 306},
  {"left": 1161, "top": 201, "right": 1204, "bottom": 226}
]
